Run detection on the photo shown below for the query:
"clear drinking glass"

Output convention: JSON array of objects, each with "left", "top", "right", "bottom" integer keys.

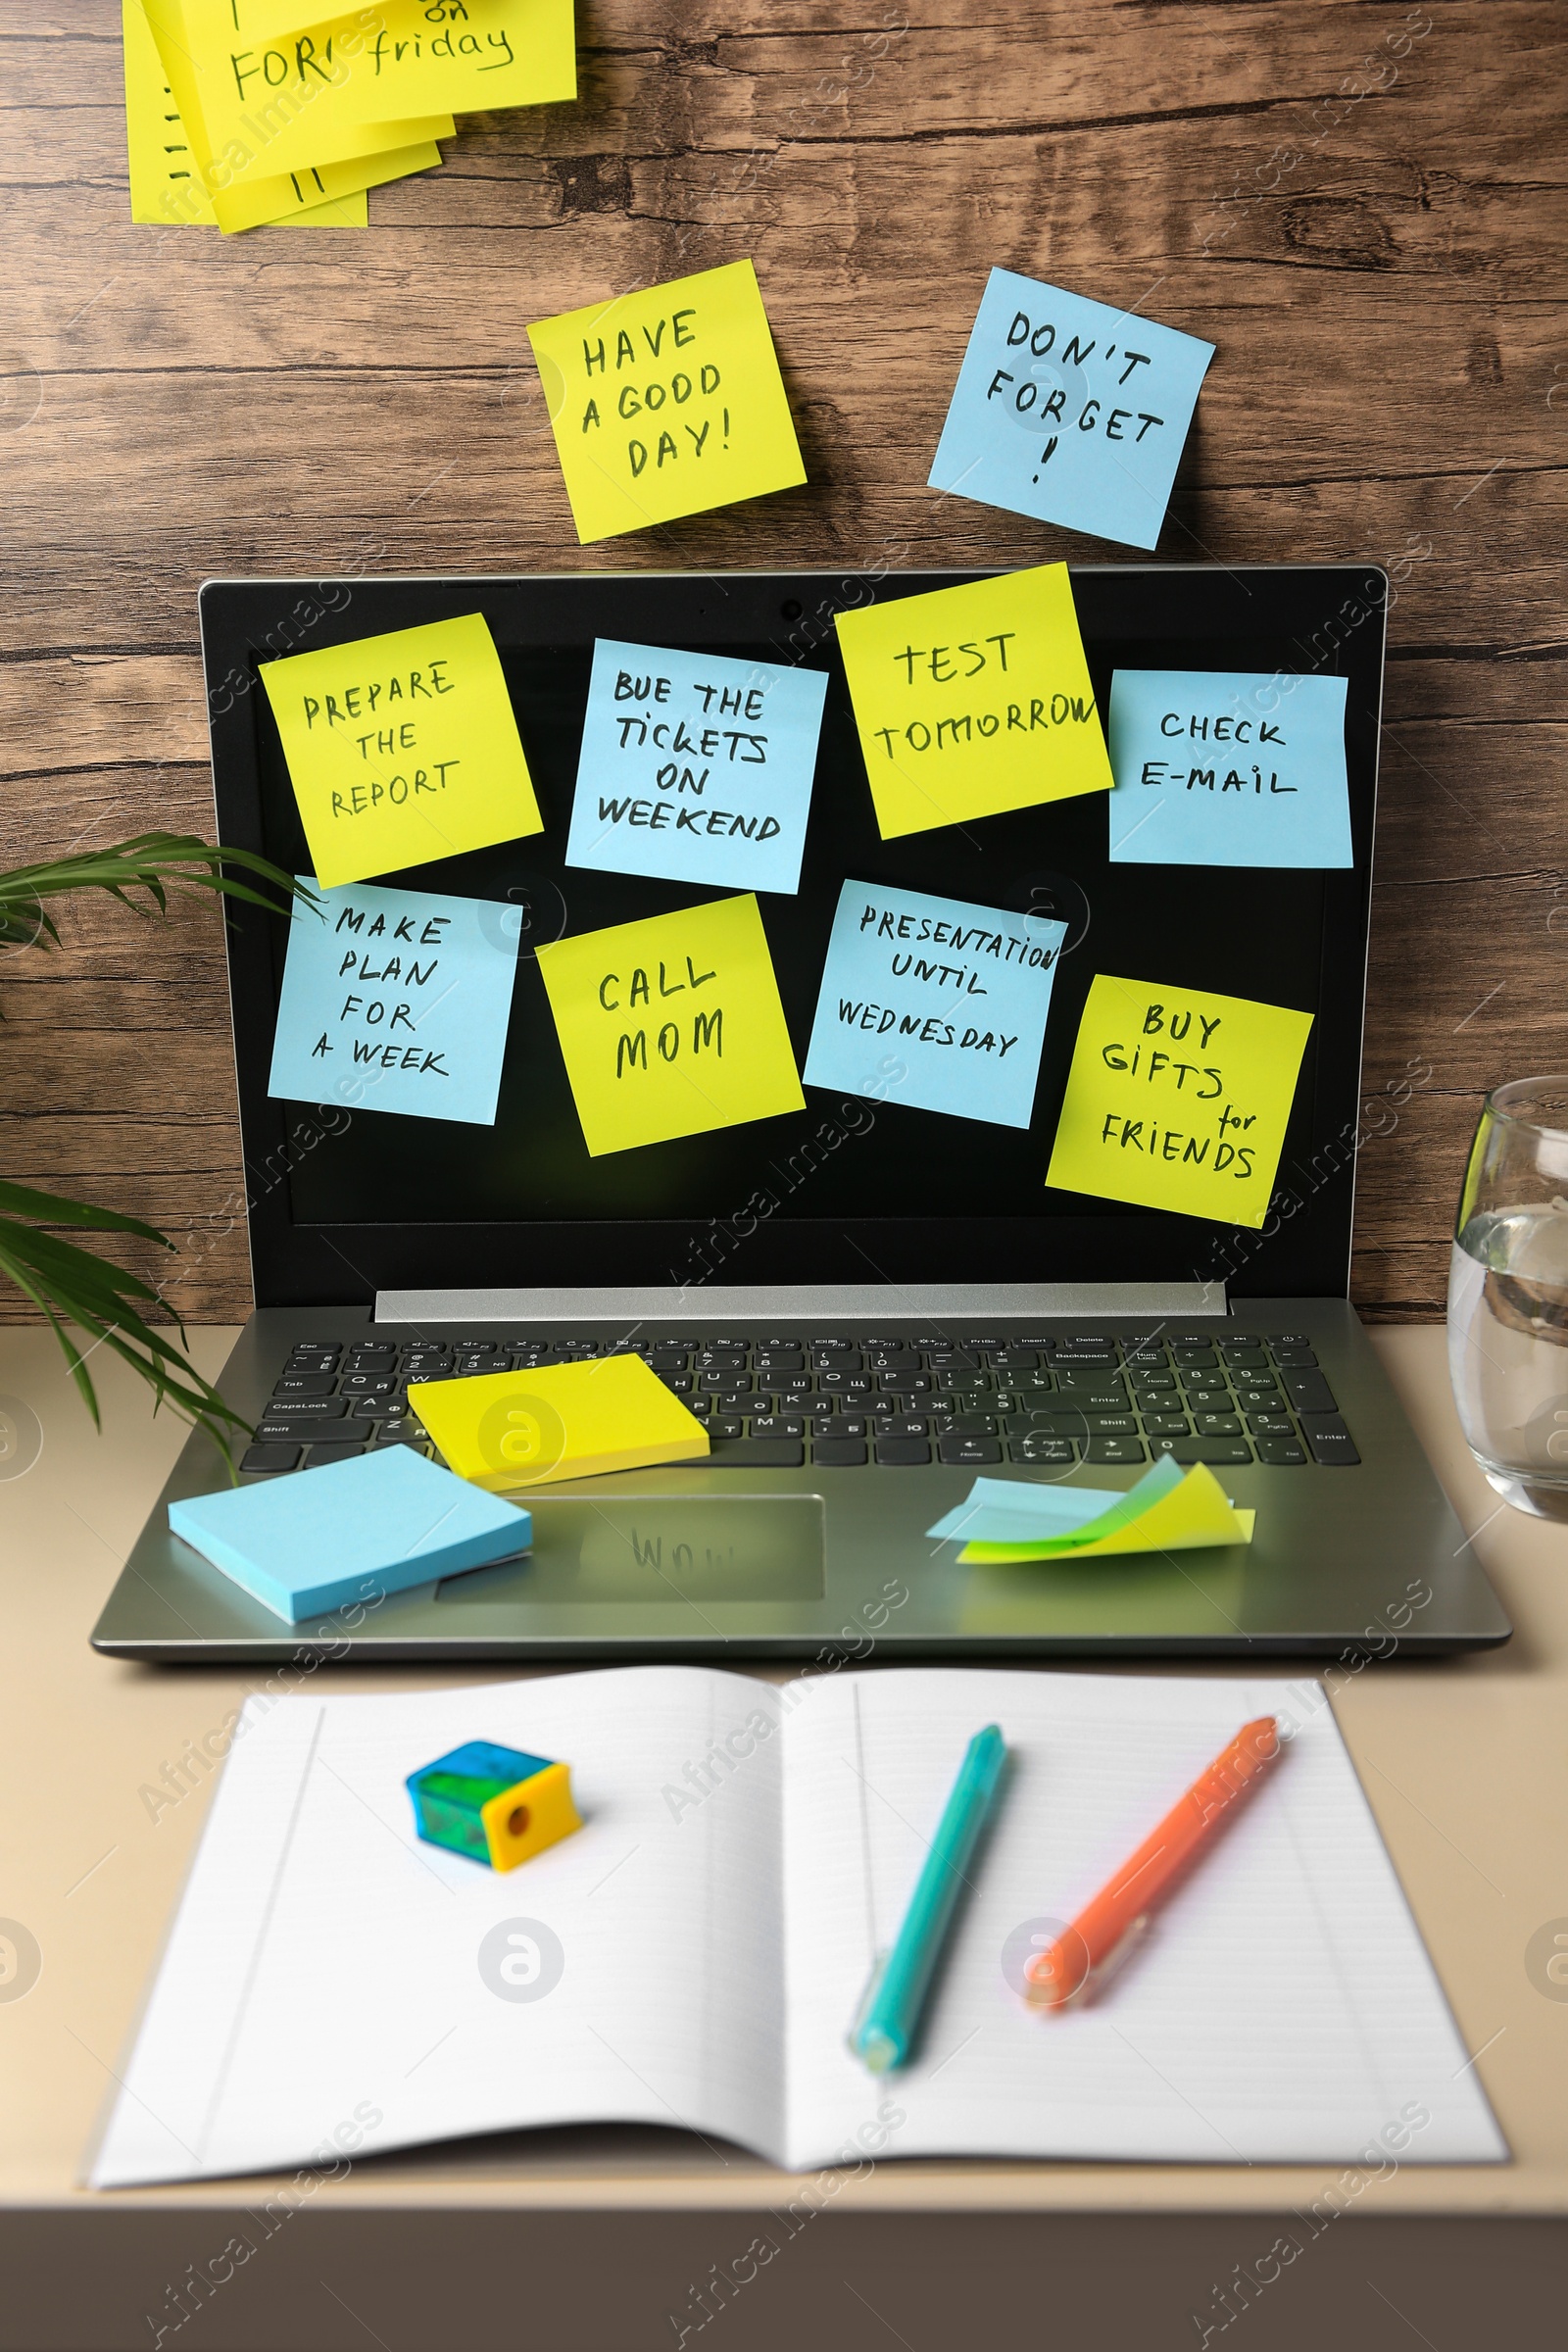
[{"left": 1448, "top": 1077, "right": 1568, "bottom": 1517}]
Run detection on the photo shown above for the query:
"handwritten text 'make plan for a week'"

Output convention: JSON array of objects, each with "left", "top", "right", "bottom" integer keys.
[
  {"left": 804, "top": 882, "right": 1068, "bottom": 1129},
  {"left": 535, "top": 893, "right": 805, "bottom": 1156},
  {"left": 527, "top": 260, "right": 807, "bottom": 543},
  {"left": 268, "top": 879, "right": 521, "bottom": 1127},
  {"left": 259, "top": 612, "right": 543, "bottom": 891},
  {"left": 564, "top": 640, "right": 828, "bottom": 895}
]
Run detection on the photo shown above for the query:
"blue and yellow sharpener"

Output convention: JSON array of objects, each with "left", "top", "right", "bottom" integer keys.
[{"left": 406, "top": 1741, "right": 582, "bottom": 1871}]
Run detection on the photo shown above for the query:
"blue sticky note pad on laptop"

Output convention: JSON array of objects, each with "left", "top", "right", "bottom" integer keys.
[
  {"left": 564, "top": 638, "right": 828, "bottom": 896},
  {"left": 169, "top": 1448, "right": 531, "bottom": 1625},
  {"left": 928, "top": 270, "right": 1214, "bottom": 551},
  {"left": 1107, "top": 670, "right": 1352, "bottom": 868},
  {"left": 802, "top": 879, "right": 1067, "bottom": 1128},
  {"left": 268, "top": 878, "right": 521, "bottom": 1126}
]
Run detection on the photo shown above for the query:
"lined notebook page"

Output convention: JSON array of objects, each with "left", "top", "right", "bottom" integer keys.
[
  {"left": 778, "top": 1669, "right": 1506, "bottom": 2169},
  {"left": 91, "top": 1668, "right": 784, "bottom": 2186}
]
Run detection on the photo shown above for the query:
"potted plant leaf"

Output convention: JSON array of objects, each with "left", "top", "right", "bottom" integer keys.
[{"left": 0, "top": 836, "right": 310, "bottom": 1472}]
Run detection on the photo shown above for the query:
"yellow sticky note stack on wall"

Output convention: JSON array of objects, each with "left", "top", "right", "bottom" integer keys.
[
  {"left": 123, "top": 0, "right": 576, "bottom": 234},
  {"left": 408, "top": 1355, "right": 710, "bottom": 1492}
]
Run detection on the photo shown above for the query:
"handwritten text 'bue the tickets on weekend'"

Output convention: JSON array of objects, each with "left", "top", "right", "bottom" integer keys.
[
  {"left": 536, "top": 894, "right": 805, "bottom": 1156},
  {"left": 564, "top": 640, "right": 828, "bottom": 895},
  {"left": 804, "top": 881, "right": 1067, "bottom": 1129},
  {"left": 259, "top": 612, "right": 543, "bottom": 890},
  {"left": 834, "top": 564, "right": 1113, "bottom": 840},
  {"left": 526, "top": 261, "right": 807, "bottom": 542},
  {"left": 928, "top": 270, "right": 1214, "bottom": 552},
  {"left": 268, "top": 879, "right": 521, "bottom": 1126},
  {"left": 1107, "top": 670, "right": 1353, "bottom": 869},
  {"left": 1045, "top": 976, "right": 1313, "bottom": 1229}
]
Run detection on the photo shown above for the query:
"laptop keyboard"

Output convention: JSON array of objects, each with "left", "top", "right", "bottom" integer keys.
[{"left": 241, "top": 1328, "right": 1358, "bottom": 1477}]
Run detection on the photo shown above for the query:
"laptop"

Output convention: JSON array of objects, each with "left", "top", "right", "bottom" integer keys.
[{"left": 91, "top": 564, "right": 1510, "bottom": 1662}]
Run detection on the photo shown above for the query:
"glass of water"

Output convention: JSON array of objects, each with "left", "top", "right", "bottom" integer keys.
[{"left": 1448, "top": 1077, "right": 1568, "bottom": 1516}]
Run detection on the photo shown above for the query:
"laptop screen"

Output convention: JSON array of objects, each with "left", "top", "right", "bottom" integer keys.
[{"left": 203, "top": 568, "right": 1383, "bottom": 1304}]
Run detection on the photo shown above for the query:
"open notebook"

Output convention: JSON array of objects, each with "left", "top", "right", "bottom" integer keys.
[{"left": 90, "top": 1667, "right": 1505, "bottom": 2183}]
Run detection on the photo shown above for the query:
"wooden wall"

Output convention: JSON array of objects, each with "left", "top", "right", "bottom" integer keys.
[{"left": 4, "top": 0, "right": 1564, "bottom": 1322}]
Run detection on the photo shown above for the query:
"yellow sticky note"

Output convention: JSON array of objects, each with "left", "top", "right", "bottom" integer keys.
[
  {"left": 526, "top": 260, "right": 807, "bottom": 542},
  {"left": 408, "top": 1354, "right": 709, "bottom": 1492},
  {"left": 124, "top": 0, "right": 430, "bottom": 227},
  {"left": 259, "top": 613, "right": 543, "bottom": 890},
  {"left": 537, "top": 894, "right": 805, "bottom": 1157},
  {"left": 141, "top": 0, "right": 454, "bottom": 194},
  {"left": 1045, "top": 975, "right": 1313, "bottom": 1229},
  {"left": 960, "top": 1465, "right": 1254, "bottom": 1561},
  {"left": 834, "top": 564, "right": 1113, "bottom": 841},
  {"left": 157, "top": 0, "right": 569, "bottom": 185}
]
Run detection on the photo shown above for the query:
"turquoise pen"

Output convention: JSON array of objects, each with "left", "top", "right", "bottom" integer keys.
[{"left": 849, "top": 1724, "right": 1007, "bottom": 2074}]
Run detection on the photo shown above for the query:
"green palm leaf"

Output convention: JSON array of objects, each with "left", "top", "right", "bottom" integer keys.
[
  {"left": 0, "top": 836, "right": 313, "bottom": 1475},
  {"left": 0, "top": 832, "right": 316, "bottom": 955}
]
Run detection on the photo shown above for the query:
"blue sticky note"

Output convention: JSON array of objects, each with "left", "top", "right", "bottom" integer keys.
[
  {"left": 926, "top": 1461, "right": 1183, "bottom": 1544},
  {"left": 268, "top": 877, "right": 521, "bottom": 1125},
  {"left": 169, "top": 1448, "right": 531, "bottom": 1625},
  {"left": 564, "top": 638, "right": 829, "bottom": 895},
  {"left": 926, "top": 1477, "right": 1124, "bottom": 1544},
  {"left": 1107, "top": 670, "right": 1352, "bottom": 868},
  {"left": 803, "top": 880, "right": 1066, "bottom": 1128},
  {"left": 928, "top": 270, "right": 1214, "bottom": 551}
]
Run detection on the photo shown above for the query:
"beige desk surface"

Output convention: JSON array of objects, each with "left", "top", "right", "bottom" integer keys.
[{"left": 3, "top": 1325, "right": 1565, "bottom": 2222}]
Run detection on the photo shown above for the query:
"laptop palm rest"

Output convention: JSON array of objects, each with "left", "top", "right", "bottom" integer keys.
[{"left": 437, "top": 1492, "right": 826, "bottom": 1605}]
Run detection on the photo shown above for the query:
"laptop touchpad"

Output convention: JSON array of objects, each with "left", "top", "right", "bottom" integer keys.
[{"left": 436, "top": 1493, "right": 825, "bottom": 1604}]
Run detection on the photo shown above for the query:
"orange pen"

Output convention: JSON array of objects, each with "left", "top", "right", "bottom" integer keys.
[{"left": 1023, "top": 1716, "right": 1282, "bottom": 2009}]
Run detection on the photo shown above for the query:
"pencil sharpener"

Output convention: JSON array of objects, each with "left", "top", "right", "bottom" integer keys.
[{"left": 406, "top": 1741, "right": 582, "bottom": 1871}]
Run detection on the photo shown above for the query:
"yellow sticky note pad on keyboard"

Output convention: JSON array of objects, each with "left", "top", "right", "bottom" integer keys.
[
  {"left": 526, "top": 260, "right": 807, "bottom": 542},
  {"left": 259, "top": 613, "right": 543, "bottom": 889},
  {"left": 834, "top": 565, "right": 1112, "bottom": 841},
  {"left": 1045, "top": 974, "right": 1313, "bottom": 1230},
  {"left": 536, "top": 894, "right": 806, "bottom": 1156},
  {"left": 408, "top": 1354, "right": 710, "bottom": 1491}
]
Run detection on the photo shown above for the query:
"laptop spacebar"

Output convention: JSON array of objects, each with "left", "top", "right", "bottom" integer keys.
[{"left": 699, "top": 1438, "right": 806, "bottom": 1468}]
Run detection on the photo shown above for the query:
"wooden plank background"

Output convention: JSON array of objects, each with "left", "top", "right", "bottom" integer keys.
[{"left": 2, "top": 0, "right": 1563, "bottom": 1324}]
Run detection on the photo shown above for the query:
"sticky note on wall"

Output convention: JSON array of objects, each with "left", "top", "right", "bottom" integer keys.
[
  {"left": 834, "top": 565, "right": 1112, "bottom": 840},
  {"left": 141, "top": 0, "right": 455, "bottom": 196},
  {"left": 526, "top": 261, "right": 807, "bottom": 542},
  {"left": 122, "top": 0, "right": 434, "bottom": 230},
  {"left": 536, "top": 894, "right": 805, "bottom": 1156},
  {"left": 268, "top": 879, "right": 522, "bottom": 1125},
  {"left": 155, "top": 0, "right": 568, "bottom": 182},
  {"left": 1045, "top": 976, "right": 1312, "bottom": 1229},
  {"left": 1107, "top": 670, "right": 1352, "bottom": 868},
  {"left": 929, "top": 270, "right": 1214, "bottom": 551},
  {"left": 259, "top": 613, "right": 543, "bottom": 890},
  {"left": 803, "top": 881, "right": 1067, "bottom": 1128},
  {"left": 564, "top": 640, "right": 828, "bottom": 895}
]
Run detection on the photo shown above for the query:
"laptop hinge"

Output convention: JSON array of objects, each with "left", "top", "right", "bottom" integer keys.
[{"left": 375, "top": 1283, "right": 1227, "bottom": 1326}]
